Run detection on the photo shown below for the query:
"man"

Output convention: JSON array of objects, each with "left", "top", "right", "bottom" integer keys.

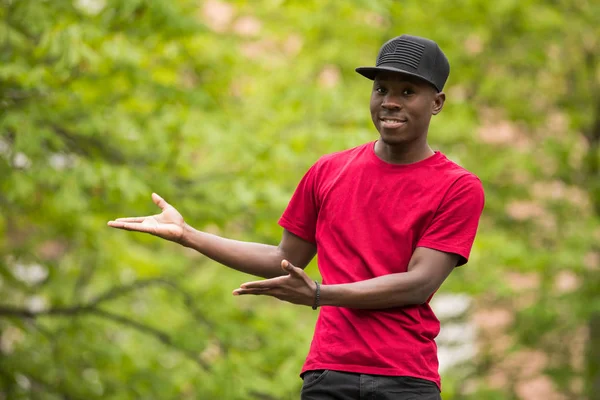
[{"left": 108, "top": 34, "right": 484, "bottom": 400}]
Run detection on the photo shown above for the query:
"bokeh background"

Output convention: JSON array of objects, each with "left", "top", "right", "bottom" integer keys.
[{"left": 1, "top": 0, "right": 599, "bottom": 399}]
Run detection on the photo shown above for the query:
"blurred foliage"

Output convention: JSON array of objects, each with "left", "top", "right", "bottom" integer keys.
[{"left": 0, "top": 0, "right": 598, "bottom": 399}]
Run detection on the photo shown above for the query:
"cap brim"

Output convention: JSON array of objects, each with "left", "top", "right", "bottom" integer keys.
[{"left": 355, "top": 66, "right": 440, "bottom": 92}]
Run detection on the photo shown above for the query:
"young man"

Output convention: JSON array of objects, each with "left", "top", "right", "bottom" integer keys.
[{"left": 108, "top": 35, "right": 484, "bottom": 400}]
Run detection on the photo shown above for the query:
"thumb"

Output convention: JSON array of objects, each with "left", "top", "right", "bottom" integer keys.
[
  {"left": 281, "top": 259, "right": 299, "bottom": 275},
  {"left": 152, "top": 193, "right": 169, "bottom": 210}
]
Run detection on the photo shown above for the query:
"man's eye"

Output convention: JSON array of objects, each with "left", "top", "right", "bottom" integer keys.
[
  {"left": 403, "top": 89, "right": 414, "bottom": 95},
  {"left": 376, "top": 87, "right": 386, "bottom": 94}
]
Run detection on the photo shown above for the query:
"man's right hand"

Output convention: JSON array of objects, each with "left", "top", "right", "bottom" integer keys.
[
  {"left": 107, "top": 193, "right": 186, "bottom": 243},
  {"left": 108, "top": 193, "right": 317, "bottom": 280}
]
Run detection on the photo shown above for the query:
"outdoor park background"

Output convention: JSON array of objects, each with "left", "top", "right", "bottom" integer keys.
[{"left": 0, "top": 0, "right": 599, "bottom": 399}]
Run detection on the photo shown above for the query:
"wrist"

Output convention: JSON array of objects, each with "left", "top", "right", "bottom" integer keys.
[
  {"left": 178, "top": 223, "right": 195, "bottom": 247},
  {"left": 315, "top": 284, "right": 348, "bottom": 308},
  {"left": 312, "top": 281, "right": 321, "bottom": 310}
]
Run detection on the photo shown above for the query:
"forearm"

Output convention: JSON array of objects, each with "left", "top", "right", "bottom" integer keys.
[
  {"left": 179, "top": 224, "right": 287, "bottom": 278},
  {"left": 319, "top": 273, "right": 432, "bottom": 309}
]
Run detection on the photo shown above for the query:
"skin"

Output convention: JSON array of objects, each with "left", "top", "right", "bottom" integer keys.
[
  {"left": 107, "top": 193, "right": 316, "bottom": 279},
  {"left": 371, "top": 71, "right": 445, "bottom": 165},
  {"left": 107, "top": 71, "right": 458, "bottom": 309}
]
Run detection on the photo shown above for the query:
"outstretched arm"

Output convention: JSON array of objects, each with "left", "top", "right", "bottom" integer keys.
[
  {"left": 108, "top": 193, "right": 316, "bottom": 279},
  {"left": 180, "top": 225, "right": 316, "bottom": 278}
]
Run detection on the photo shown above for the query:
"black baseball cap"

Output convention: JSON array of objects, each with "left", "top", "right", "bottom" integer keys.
[{"left": 356, "top": 35, "right": 450, "bottom": 92}]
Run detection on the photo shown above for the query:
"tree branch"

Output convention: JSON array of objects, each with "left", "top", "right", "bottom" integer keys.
[
  {"left": 87, "top": 278, "right": 166, "bottom": 306},
  {"left": 0, "top": 366, "right": 86, "bottom": 400},
  {"left": 51, "top": 125, "right": 127, "bottom": 164},
  {"left": 86, "top": 277, "right": 214, "bottom": 329},
  {"left": 71, "top": 260, "right": 97, "bottom": 303},
  {"left": 88, "top": 308, "right": 211, "bottom": 370},
  {"left": 0, "top": 304, "right": 94, "bottom": 318},
  {"left": 0, "top": 277, "right": 218, "bottom": 371},
  {"left": 0, "top": 276, "right": 215, "bottom": 325},
  {"left": 0, "top": 304, "right": 211, "bottom": 371}
]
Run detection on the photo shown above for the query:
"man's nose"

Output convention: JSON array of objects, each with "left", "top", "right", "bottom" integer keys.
[{"left": 381, "top": 95, "right": 402, "bottom": 110}]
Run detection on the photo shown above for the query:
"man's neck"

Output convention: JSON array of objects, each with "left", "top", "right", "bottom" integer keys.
[{"left": 374, "top": 140, "right": 434, "bottom": 165}]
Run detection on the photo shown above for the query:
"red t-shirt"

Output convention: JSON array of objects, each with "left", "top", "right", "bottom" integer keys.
[{"left": 278, "top": 142, "right": 485, "bottom": 389}]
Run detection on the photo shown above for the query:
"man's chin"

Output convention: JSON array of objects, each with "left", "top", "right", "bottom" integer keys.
[{"left": 378, "top": 133, "right": 409, "bottom": 146}]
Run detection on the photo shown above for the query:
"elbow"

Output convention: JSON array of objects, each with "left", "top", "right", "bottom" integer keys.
[
  {"left": 411, "top": 293, "right": 429, "bottom": 305},
  {"left": 387, "top": 290, "right": 428, "bottom": 307},
  {"left": 411, "top": 285, "right": 435, "bottom": 305}
]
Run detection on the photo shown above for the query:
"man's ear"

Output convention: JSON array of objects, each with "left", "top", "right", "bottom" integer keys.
[{"left": 432, "top": 92, "right": 446, "bottom": 115}]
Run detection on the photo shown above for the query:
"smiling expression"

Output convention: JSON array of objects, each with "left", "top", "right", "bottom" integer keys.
[{"left": 370, "top": 71, "right": 445, "bottom": 147}]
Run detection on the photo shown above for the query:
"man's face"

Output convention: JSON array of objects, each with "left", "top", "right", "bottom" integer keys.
[{"left": 369, "top": 71, "right": 445, "bottom": 146}]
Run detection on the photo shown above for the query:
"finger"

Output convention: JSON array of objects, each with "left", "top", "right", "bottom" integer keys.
[
  {"left": 152, "top": 193, "right": 170, "bottom": 211},
  {"left": 232, "top": 288, "right": 272, "bottom": 296},
  {"left": 107, "top": 221, "right": 126, "bottom": 227},
  {"left": 110, "top": 217, "right": 148, "bottom": 223},
  {"left": 281, "top": 259, "right": 301, "bottom": 276},
  {"left": 239, "top": 276, "right": 285, "bottom": 289},
  {"left": 107, "top": 221, "right": 156, "bottom": 234}
]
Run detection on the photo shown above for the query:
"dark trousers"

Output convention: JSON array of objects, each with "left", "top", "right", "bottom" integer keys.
[{"left": 301, "top": 370, "right": 442, "bottom": 400}]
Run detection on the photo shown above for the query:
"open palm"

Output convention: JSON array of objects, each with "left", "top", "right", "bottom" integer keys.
[{"left": 107, "top": 193, "right": 185, "bottom": 243}]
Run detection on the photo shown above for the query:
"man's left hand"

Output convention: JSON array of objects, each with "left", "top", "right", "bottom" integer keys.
[{"left": 233, "top": 260, "right": 316, "bottom": 307}]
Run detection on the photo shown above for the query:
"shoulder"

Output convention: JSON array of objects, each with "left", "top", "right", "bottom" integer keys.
[
  {"left": 424, "top": 154, "right": 485, "bottom": 208},
  {"left": 436, "top": 153, "right": 483, "bottom": 188},
  {"left": 316, "top": 142, "right": 371, "bottom": 164},
  {"left": 311, "top": 142, "right": 373, "bottom": 172}
]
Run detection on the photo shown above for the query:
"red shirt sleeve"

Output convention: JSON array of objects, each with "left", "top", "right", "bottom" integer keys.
[
  {"left": 417, "top": 174, "right": 485, "bottom": 266},
  {"left": 278, "top": 163, "right": 320, "bottom": 244}
]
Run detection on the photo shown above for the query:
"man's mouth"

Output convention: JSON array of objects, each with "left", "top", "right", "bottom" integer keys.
[{"left": 380, "top": 118, "right": 407, "bottom": 129}]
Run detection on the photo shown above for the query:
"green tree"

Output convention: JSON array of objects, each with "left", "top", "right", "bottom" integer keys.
[{"left": 1, "top": 0, "right": 598, "bottom": 399}]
